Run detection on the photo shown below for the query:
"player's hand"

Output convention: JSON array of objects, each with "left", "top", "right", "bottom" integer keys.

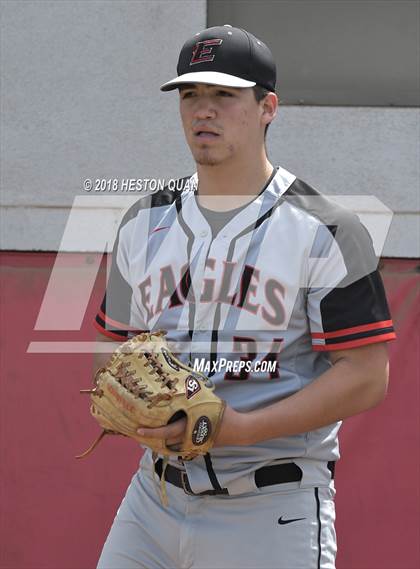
[
  {"left": 137, "top": 405, "right": 249, "bottom": 448},
  {"left": 137, "top": 417, "right": 187, "bottom": 447}
]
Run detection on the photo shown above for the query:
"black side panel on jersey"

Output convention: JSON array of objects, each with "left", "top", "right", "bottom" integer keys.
[
  {"left": 319, "top": 270, "right": 392, "bottom": 335},
  {"left": 95, "top": 178, "right": 191, "bottom": 340}
]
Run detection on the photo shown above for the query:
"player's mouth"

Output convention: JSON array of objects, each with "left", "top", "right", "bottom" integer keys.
[{"left": 193, "top": 128, "right": 220, "bottom": 140}]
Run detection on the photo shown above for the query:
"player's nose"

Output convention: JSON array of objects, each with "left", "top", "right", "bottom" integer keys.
[{"left": 193, "top": 96, "right": 217, "bottom": 120}]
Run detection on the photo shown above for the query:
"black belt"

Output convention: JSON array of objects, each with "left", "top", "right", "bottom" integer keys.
[{"left": 154, "top": 459, "right": 335, "bottom": 497}]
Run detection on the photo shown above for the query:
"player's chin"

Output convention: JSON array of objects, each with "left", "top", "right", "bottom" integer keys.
[
  {"left": 195, "top": 156, "right": 224, "bottom": 166},
  {"left": 192, "top": 151, "right": 220, "bottom": 166},
  {"left": 193, "top": 148, "right": 231, "bottom": 167}
]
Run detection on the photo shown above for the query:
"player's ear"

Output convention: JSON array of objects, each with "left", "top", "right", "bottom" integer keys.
[{"left": 261, "top": 92, "right": 278, "bottom": 128}]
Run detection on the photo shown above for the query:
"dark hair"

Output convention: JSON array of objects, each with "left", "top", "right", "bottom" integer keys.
[{"left": 253, "top": 85, "right": 273, "bottom": 138}]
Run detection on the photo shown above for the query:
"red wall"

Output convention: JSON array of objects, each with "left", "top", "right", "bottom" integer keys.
[{"left": 0, "top": 253, "right": 418, "bottom": 569}]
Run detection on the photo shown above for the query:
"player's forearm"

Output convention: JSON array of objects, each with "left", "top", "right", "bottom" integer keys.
[{"left": 229, "top": 344, "right": 389, "bottom": 446}]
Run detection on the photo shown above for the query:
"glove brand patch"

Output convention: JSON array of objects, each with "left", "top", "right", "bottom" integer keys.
[
  {"left": 186, "top": 375, "right": 201, "bottom": 399},
  {"left": 192, "top": 416, "right": 211, "bottom": 445},
  {"left": 190, "top": 39, "right": 223, "bottom": 65},
  {"left": 161, "top": 348, "right": 180, "bottom": 371}
]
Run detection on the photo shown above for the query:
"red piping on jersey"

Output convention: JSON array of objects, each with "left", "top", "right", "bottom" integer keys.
[
  {"left": 151, "top": 226, "right": 170, "bottom": 234},
  {"left": 98, "top": 309, "right": 139, "bottom": 332},
  {"left": 311, "top": 319, "right": 394, "bottom": 339},
  {"left": 312, "top": 332, "right": 396, "bottom": 351},
  {"left": 93, "top": 319, "right": 128, "bottom": 341}
]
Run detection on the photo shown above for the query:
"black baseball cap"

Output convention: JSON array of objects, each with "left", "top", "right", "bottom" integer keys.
[{"left": 160, "top": 25, "right": 276, "bottom": 92}]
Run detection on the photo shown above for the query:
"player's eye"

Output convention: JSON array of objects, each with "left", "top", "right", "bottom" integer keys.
[
  {"left": 181, "top": 91, "right": 196, "bottom": 99},
  {"left": 217, "top": 90, "right": 234, "bottom": 97}
]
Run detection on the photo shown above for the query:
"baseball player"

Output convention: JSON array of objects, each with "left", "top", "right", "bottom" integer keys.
[{"left": 93, "top": 25, "right": 396, "bottom": 569}]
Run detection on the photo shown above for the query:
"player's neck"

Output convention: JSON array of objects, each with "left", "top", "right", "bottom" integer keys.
[{"left": 196, "top": 153, "right": 274, "bottom": 207}]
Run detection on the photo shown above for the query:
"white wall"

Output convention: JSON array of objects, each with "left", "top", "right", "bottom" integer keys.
[
  {"left": 268, "top": 106, "right": 419, "bottom": 258},
  {"left": 0, "top": 0, "right": 205, "bottom": 250},
  {"left": 1, "top": 1, "right": 418, "bottom": 257}
]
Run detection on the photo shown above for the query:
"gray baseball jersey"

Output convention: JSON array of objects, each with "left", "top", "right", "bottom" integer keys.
[{"left": 95, "top": 165, "right": 395, "bottom": 492}]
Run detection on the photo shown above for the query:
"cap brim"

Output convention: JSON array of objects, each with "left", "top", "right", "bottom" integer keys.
[{"left": 160, "top": 71, "right": 256, "bottom": 92}]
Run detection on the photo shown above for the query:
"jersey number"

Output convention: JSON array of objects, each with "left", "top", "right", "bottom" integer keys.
[{"left": 224, "top": 337, "right": 283, "bottom": 381}]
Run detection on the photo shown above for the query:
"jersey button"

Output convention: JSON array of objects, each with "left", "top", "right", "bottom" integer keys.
[{"left": 199, "top": 230, "right": 208, "bottom": 238}]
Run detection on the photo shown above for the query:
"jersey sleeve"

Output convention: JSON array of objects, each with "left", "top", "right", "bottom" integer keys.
[
  {"left": 307, "top": 215, "right": 396, "bottom": 351},
  {"left": 94, "top": 207, "right": 147, "bottom": 341}
]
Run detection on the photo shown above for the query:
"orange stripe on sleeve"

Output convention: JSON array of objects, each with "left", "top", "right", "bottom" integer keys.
[
  {"left": 311, "top": 319, "right": 394, "bottom": 340},
  {"left": 312, "top": 332, "right": 396, "bottom": 351}
]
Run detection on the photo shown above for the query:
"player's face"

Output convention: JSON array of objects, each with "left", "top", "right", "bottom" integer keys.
[{"left": 178, "top": 84, "right": 267, "bottom": 167}]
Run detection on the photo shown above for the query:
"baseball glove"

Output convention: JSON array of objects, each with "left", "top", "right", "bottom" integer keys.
[{"left": 77, "top": 330, "right": 226, "bottom": 463}]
